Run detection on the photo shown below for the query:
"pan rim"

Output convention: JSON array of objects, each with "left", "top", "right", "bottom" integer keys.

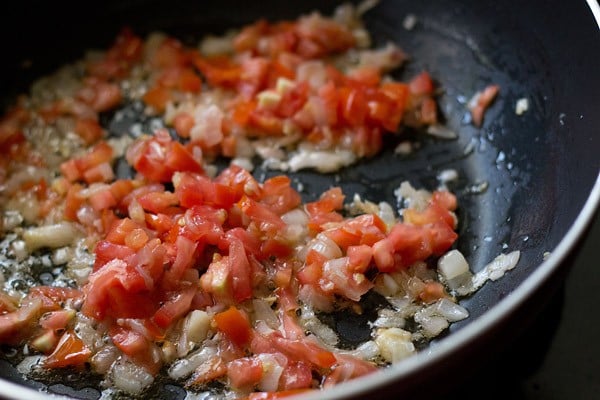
[{"left": 0, "top": 1, "right": 598, "bottom": 399}]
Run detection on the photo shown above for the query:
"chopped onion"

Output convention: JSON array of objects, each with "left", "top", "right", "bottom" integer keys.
[
  {"left": 257, "top": 353, "right": 286, "bottom": 392},
  {"left": 185, "top": 310, "right": 211, "bottom": 344},
  {"left": 3, "top": 210, "right": 23, "bottom": 231},
  {"left": 373, "top": 273, "right": 400, "bottom": 297},
  {"left": 111, "top": 360, "right": 154, "bottom": 395},
  {"left": 426, "top": 124, "right": 458, "bottom": 139},
  {"left": 90, "top": 345, "right": 119, "bottom": 374},
  {"left": 356, "top": 42, "right": 406, "bottom": 72},
  {"left": 414, "top": 314, "right": 448, "bottom": 337},
  {"left": 373, "top": 308, "right": 406, "bottom": 329},
  {"left": 432, "top": 299, "right": 469, "bottom": 322},
  {"left": 199, "top": 34, "right": 234, "bottom": 56},
  {"left": 300, "top": 306, "right": 339, "bottom": 347},
  {"left": 394, "top": 181, "right": 431, "bottom": 212},
  {"left": 231, "top": 157, "right": 254, "bottom": 171},
  {"left": 437, "top": 249, "right": 472, "bottom": 288},
  {"left": 348, "top": 340, "right": 380, "bottom": 360},
  {"left": 191, "top": 104, "right": 223, "bottom": 146},
  {"left": 296, "top": 61, "right": 327, "bottom": 90},
  {"left": 303, "top": 233, "right": 343, "bottom": 261},
  {"left": 23, "top": 222, "right": 78, "bottom": 251},
  {"left": 375, "top": 328, "right": 415, "bottom": 363},
  {"left": 169, "top": 346, "right": 218, "bottom": 380},
  {"left": 288, "top": 149, "right": 356, "bottom": 172},
  {"left": 457, "top": 251, "right": 521, "bottom": 296},
  {"left": 253, "top": 299, "right": 279, "bottom": 330}
]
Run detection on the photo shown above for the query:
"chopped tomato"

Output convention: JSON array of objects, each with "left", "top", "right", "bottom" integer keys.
[
  {"left": 419, "top": 281, "right": 448, "bottom": 303},
  {"left": 43, "top": 331, "right": 91, "bottom": 369},
  {"left": 278, "top": 361, "right": 313, "bottom": 391},
  {"left": 126, "top": 130, "right": 202, "bottom": 182},
  {"left": 271, "top": 335, "right": 336, "bottom": 369},
  {"left": 469, "top": 84, "right": 500, "bottom": 127},
  {"left": 0, "top": 299, "right": 43, "bottom": 345},
  {"left": 227, "top": 357, "right": 263, "bottom": 390},
  {"left": 76, "top": 78, "right": 122, "bottom": 113},
  {"left": 39, "top": 309, "right": 76, "bottom": 332},
  {"left": 213, "top": 306, "right": 252, "bottom": 348},
  {"left": 109, "top": 325, "right": 161, "bottom": 374},
  {"left": 173, "top": 112, "right": 195, "bottom": 138},
  {"left": 409, "top": 71, "right": 434, "bottom": 96},
  {"left": 152, "top": 285, "right": 196, "bottom": 328},
  {"left": 74, "top": 118, "right": 104, "bottom": 144}
]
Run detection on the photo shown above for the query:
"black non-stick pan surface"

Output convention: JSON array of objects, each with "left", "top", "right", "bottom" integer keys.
[{"left": 1, "top": 0, "right": 599, "bottom": 399}]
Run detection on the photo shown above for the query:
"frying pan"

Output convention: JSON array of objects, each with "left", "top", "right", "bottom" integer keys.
[{"left": 0, "top": 0, "right": 599, "bottom": 398}]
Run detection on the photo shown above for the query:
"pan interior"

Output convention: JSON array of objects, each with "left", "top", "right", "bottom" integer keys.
[{"left": 0, "top": 0, "right": 599, "bottom": 398}]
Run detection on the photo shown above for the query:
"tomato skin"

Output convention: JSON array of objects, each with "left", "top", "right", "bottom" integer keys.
[
  {"left": 239, "top": 196, "right": 286, "bottom": 232},
  {"left": 93, "top": 240, "right": 136, "bottom": 271},
  {"left": 43, "top": 331, "right": 91, "bottom": 369},
  {"left": 214, "top": 306, "right": 252, "bottom": 348},
  {"left": 419, "top": 281, "right": 447, "bottom": 303},
  {"left": 137, "top": 191, "right": 179, "bottom": 214},
  {"left": 87, "top": 28, "right": 143, "bottom": 79},
  {"left": 152, "top": 285, "right": 196, "bottom": 328},
  {"left": 161, "top": 236, "right": 197, "bottom": 285},
  {"left": 64, "top": 184, "right": 84, "bottom": 221},
  {"left": 228, "top": 238, "right": 253, "bottom": 303},
  {"left": 89, "top": 187, "right": 117, "bottom": 211},
  {"left": 174, "top": 172, "right": 237, "bottom": 209},
  {"left": 271, "top": 334, "right": 336, "bottom": 369}
]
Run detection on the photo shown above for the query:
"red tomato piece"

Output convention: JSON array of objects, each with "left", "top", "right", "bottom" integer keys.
[
  {"left": 279, "top": 361, "right": 313, "bottom": 391},
  {"left": 163, "top": 235, "right": 198, "bottom": 283},
  {"left": 173, "top": 112, "right": 195, "bottom": 138},
  {"left": 43, "top": 331, "right": 91, "bottom": 369},
  {"left": 227, "top": 357, "right": 264, "bottom": 390},
  {"left": 109, "top": 325, "right": 161, "bottom": 374},
  {"left": 271, "top": 335, "right": 336, "bottom": 369},
  {"left": 74, "top": 118, "right": 104, "bottom": 145},
  {"left": 0, "top": 299, "right": 43, "bottom": 345},
  {"left": 152, "top": 285, "right": 196, "bottom": 328},
  {"left": 92, "top": 240, "right": 135, "bottom": 270},
  {"left": 228, "top": 238, "right": 253, "bottom": 303},
  {"left": 213, "top": 306, "right": 252, "bottom": 348},
  {"left": 409, "top": 71, "right": 434, "bottom": 96},
  {"left": 137, "top": 191, "right": 179, "bottom": 214},
  {"left": 469, "top": 84, "right": 500, "bottom": 127},
  {"left": 39, "top": 309, "right": 75, "bottom": 332}
]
